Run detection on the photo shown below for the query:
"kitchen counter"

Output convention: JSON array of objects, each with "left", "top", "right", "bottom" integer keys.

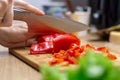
[
  {"left": 0, "top": 34, "right": 120, "bottom": 80},
  {"left": 0, "top": 45, "right": 42, "bottom": 80}
]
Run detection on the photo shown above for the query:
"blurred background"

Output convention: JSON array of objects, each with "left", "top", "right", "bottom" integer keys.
[{"left": 24, "top": 0, "right": 120, "bottom": 30}]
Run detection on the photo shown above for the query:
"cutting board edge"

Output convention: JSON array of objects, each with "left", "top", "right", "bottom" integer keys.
[{"left": 9, "top": 49, "right": 40, "bottom": 71}]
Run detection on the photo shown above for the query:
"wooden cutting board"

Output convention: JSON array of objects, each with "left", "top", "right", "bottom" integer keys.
[{"left": 9, "top": 47, "right": 53, "bottom": 71}]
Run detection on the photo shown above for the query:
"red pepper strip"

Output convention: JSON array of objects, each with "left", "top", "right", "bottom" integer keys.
[
  {"left": 97, "top": 47, "right": 110, "bottom": 54},
  {"left": 86, "top": 44, "right": 96, "bottom": 50},
  {"left": 67, "top": 56, "right": 78, "bottom": 64},
  {"left": 37, "top": 33, "right": 61, "bottom": 43},
  {"left": 97, "top": 47, "right": 117, "bottom": 60},
  {"left": 30, "top": 41, "right": 53, "bottom": 54},
  {"left": 49, "top": 58, "right": 64, "bottom": 65},
  {"left": 107, "top": 53, "right": 117, "bottom": 60}
]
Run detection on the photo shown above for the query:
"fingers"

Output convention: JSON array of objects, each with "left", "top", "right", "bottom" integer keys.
[
  {"left": 1, "top": 37, "right": 37, "bottom": 48},
  {"left": 13, "top": 38, "right": 37, "bottom": 48},
  {"left": 0, "top": 0, "right": 8, "bottom": 25},
  {"left": 0, "top": 20, "right": 38, "bottom": 48},
  {"left": 2, "top": 0, "right": 13, "bottom": 26},
  {"left": 0, "top": 0, "right": 13, "bottom": 27},
  {"left": 14, "top": 0, "right": 45, "bottom": 16}
]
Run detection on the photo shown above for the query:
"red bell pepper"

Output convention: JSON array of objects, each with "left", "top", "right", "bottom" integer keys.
[
  {"left": 30, "top": 33, "right": 80, "bottom": 54},
  {"left": 53, "top": 34, "right": 80, "bottom": 52}
]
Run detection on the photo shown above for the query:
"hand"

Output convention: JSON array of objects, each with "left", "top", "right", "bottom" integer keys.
[
  {"left": 0, "top": 20, "right": 39, "bottom": 48},
  {"left": 0, "top": 0, "right": 45, "bottom": 48},
  {"left": 0, "top": 0, "right": 44, "bottom": 27}
]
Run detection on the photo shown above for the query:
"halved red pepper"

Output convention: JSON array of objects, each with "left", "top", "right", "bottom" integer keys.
[
  {"left": 53, "top": 34, "right": 80, "bottom": 52},
  {"left": 30, "top": 33, "right": 80, "bottom": 54}
]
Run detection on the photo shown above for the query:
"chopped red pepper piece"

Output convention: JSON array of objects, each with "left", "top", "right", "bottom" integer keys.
[
  {"left": 86, "top": 44, "right": 95, "bottom": 50},
  {"left": 67, "top": 56, "right": 78, "bottom": 64},
  {"left": 49, "top": 44, "right": 117, "bottom": 66},
  {"left": 30, "top": 41, "right": 53, "bottom": 54},
  {"left": 107, "top": 53, "right": 117, "bottom": 60},
  {"left": 97, "top": 47, "right": 110, "bottom": 54}
]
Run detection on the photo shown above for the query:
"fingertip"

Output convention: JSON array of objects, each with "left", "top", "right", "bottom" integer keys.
[
  {"left": 35, "top": 9, "right": 45, "bottom": 16},
  {"left": 39, "top": 11, "right": 45, "bottom": 16}
]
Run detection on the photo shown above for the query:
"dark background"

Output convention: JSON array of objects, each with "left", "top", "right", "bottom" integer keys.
[{"left": 52, "top": 0, "right": 120, "bottom": 29}]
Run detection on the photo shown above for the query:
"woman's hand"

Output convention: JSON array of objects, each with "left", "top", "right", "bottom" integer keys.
[
  {"left": 0, "top": 0, "right": 13, "bottom": 27},
  {"left": 0, "top": 0, "right": 44, "bottom": 27},
  {"left": 0, "top": 0, "right": 45, "bottom": 48},
  {"left": 0, "top": 20, "right": 39, "bottom": 48}
]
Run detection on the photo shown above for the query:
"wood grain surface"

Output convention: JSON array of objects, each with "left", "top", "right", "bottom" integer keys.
[
  {"left": 0, "top": 45, "right": 42, "bottom": 80},
  {"left": 9, "top": 47, "right": 52, "bottom": 71}
]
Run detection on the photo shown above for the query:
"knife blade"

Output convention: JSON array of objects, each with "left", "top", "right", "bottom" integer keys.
[{"left": 14, "top": 10, "right": 89, "bottom": 34}]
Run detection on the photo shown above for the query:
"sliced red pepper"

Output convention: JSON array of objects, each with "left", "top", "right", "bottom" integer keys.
[
  {"left": 97, "top": 47, "right": 117, "bottom": 60},
  {"left": 53, "top": 34, "right": 80, "bottom": 52},
  {"left": 31, "top": 32, "right": 117, "bottom": 66},
  {"left": 106, "top": 53, "right": 117, "bottom": 60},
  {"left": 49, "top": 58, "right": 64, "bottom": 66},
  {"left": 30, "top": 41, "right": 54, "bottom": 54},
  {"left": 67, "top": 56, "right": 78, "bottom": 64},
  {"left": 97, "top": 47, "right": 110, "bottom": 54},
  {"left": 37, "top": 33, "right": 61, "bottom": 43},
  {"left": 30, "top": 33, "right": 80, "bottom": 54},
  {"left": 86, "top": 44, "right": 95, "bottom": 50}
]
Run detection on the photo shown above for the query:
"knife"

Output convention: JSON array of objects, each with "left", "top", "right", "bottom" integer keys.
[{"left": 14, "top": 10, "right": 89, "bottom": 34}]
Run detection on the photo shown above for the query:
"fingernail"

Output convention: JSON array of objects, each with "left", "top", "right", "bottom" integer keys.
[
  {"left": 40, "top": 11, "right": 45, "bottom": 15},
  {"left": 36, "top": 10, "right": 45, "bottom": 16}
]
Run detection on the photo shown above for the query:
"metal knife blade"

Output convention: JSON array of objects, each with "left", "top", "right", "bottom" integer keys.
[{"left": 14, "top": 10, "right": 89, "bottom": 34}]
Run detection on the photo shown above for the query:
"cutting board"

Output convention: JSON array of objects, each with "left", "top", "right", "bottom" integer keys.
[
  {"left": 9, "top": 47, "right": 53, "bottom": 71},
  {"left": 9, "top": 46, "right": 120, "bottom": 71}
]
